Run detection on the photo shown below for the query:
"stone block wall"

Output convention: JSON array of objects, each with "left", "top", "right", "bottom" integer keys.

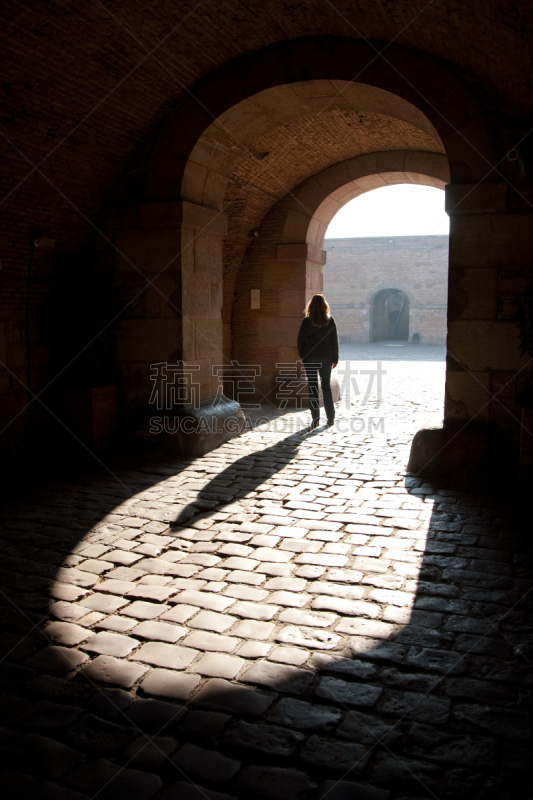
[
  {"left": 323, "top": 235, "right": 448, "bottom": 345},
  {"left": 110, "top": 201, "right": 226, "bottom": 430}
]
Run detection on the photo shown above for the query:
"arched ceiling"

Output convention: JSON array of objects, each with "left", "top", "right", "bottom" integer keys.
[
  {"left": 218, "top": 97, "right": 445, "bottom": 321},
  {"left": 228, "top": 108, "right": 442, "bottom": 206},
  {"left": 182, "top": 80, "right": 444, "bottom": 209},
  {"left": 1, "top": 4, "right": 529, "bottom": 279}
]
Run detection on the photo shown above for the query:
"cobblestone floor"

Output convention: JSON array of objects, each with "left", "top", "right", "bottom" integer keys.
[{"left": 1, "top": 346, "right": 532, "bottom": 800}]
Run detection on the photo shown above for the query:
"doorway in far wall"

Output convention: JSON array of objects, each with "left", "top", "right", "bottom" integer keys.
[{"left": 372, "top": 288, "right": 409, "bottom": 341}]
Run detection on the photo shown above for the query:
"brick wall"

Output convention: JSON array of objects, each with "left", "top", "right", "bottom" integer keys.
[
  {"left": 323, "top": 235, "right": 448, "bottom": 345},
  {"left": 1, "top": 8, "right": 530, "bottom": 455}
]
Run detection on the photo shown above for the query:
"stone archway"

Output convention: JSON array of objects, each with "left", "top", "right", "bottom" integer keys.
[
  {"left": 147, "top": 37, "right": 494, "bottom": 200},
  {"left": 144, "top": 42, "right": 484, "bottom": 393},
  {"left": 111, "top": 36, "right": 520, "bottom": 442},
  {"left": 231, "top": 151, "right": 448, "bottom": 400}
]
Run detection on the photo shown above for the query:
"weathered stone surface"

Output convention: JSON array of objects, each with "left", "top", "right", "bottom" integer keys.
[
  {"left": 96, "top": 615, "right": 136, "bottom": 633},
  {"left": 130, "top": 641, "right": 197, "bottom": 669},
  {"left": 230, "top": 601, "right": 278, "bottom": 620},
  {"left": 124, "top": 734, "right": 178, "bottom": 769},
  {"left": 306, "top": 583, "right": 365, "bottom": 601},
  {"left": 267, "top": 697, "right": 342, "bottom": 731},
  {"left": 172, "top": 589, "right": 236, "bottom": 612},
  {"left": 173, "top": 743, "right": 240, "bottom": 782},
  {"left": 172, "top": 710, "right": 229, "bottom": 750},
  {"left": 267, "top": 590, "right": 312, "bottom": 606},
  {"left": 394, "top": 624, "right": 452, "bottom": 648},
  {"left": 231, "top": 619, "right": 275, "bottom": 640},
  {"left": 369, "top": 751, "right": 442, "bottom": 792},
  {"left": 67, "top": 714, "right": 136, "bottom": 754},
  {"left": 25, "top": 646, "right": 89, "bottom": 675},
  {"left": 124, "top": 584, "right": 176, "bottom": 602},
  {"left": 380, "top": 690, "right": 450, "bottom": 724},
  {"left": 224, "top": 720, "right": 304, "bottom": 756},
  {"left": 404, "top": 647, "right": 466, "bottom": 674},
  {"left": 194, "top": 652, "right": 245, "bottom": 679},
  {"left": 325, "top": 569, "right": 364, "bottom": 583},
  {"left": 319, "top": 780, "right": 390, "bottom": 800},
  {"left": 122, "top": 601, "right": 171, "bottom": 620},
  {"left": 125, "top": 697, "right": 186, "bottom": 731},
  {"left": 79, "top": 593, "right": 129, "bottom": 613},
  {"left": 188, "top": 609, "right": 237, "bottom": 632},
  {"left": 96, "top": 579, "right": 138, "bottom": 596},
  {"left": 181, "top": 631, "right": 240, "bottom": 652},
  {"left": 268, "top": 645, "right": 309, "bottom": 666},
  {"left": 380, "top": 667, "right": 440, "bottom": 692},
  {"left": 238, "top": 765, "right": 316, "bottom": 800},
  {"left": 335, "top": 618, "right": 395, "bottom": 639},
  {"left": 54, "top": 568, "right": 98, "bottom": 588},
  {"left": 18, "top": 699, "right": 81, "bottom": 729},
  {"left": 314, "top": 677, "right": 383, "bottom": 708},
  {"left": 300, "top": 734, "right": 370, "bottom": 772},
  {"left": 236, "top": 641, "right": 272, "bottom": 658},
  {"left": 88, "top": 688, "right": 133, "bottom": 719},
  {"left": 140, "top": 670, "right": 200, "bottom": 700},
  {"left": 406, "top": 724, "right": 499, "bottom": 768},
  {"left": 81, "top": 655, "right": 148, "bottom": 688},
  {"left": 192, "top": 678, "right": 273, "bottom": 717},
  {"left": 275, "top": 625, "right": 340, "bottom": 650},
  {"left": 43, "top": 622, "right": 91, "bottom": 646},
  {"left": 279, "top": 608, "right": 337, "bottom": 627},
  {"left": 309, "top": 653, "right": 377, "bottom": 679},
  {"left": 129, "top": 620, "right": 188, "bottom": 642},
  {"left": 445, "top": 677, "right": 516, "bottom": 704},
  {"left": 452, "top": 704, "right": 531, "bottom": 740},
  {"left": 241, "top": 662, "right": 313, "bottom": 694},
  {"left": 337, "top": 709, "right": 403, "bottom": 745},
  {"left": 81, "top": 632, "right": 139, "bottom": 658},
  {"left": 67, "top": 759, "right": 162, "bottom": 799}
]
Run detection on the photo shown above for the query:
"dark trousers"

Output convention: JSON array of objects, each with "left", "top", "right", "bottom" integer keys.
[{"left": 304, "top": 360, "right": 335, "bottom": 423}]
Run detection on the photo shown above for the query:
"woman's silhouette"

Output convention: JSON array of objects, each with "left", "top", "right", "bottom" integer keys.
[{"left": 297, "top": 293, "right": 339, "bottom": 430}]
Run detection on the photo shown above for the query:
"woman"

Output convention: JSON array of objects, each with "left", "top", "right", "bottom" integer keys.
[{"left": 297, "top": 293, "right": 339, "bottom": 429}]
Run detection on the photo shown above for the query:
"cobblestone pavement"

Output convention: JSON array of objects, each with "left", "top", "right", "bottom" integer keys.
[{"left": 1, "top": 349, "right": 532, "bottom": 800}]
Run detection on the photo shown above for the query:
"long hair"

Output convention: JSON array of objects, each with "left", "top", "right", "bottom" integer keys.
[{"left": 305, "top": 293, "right": 330, "bottom": 327}]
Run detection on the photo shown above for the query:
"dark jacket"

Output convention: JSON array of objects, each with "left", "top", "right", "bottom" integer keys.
[{"left": 297, "top": 316, "right": 339, "bottom": 364}]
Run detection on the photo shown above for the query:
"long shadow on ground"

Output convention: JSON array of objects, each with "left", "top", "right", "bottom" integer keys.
[{"left": 0, "top": 432, "right": 531, "bottom": 800}]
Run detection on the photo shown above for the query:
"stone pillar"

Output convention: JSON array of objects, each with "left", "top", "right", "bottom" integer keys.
[
  {"left": 444, "top": 182, "right": 533, "bottom": 430},
  {"left": 407, "top": 181, "right": 533, "bottom": 478},
  {"left": 112, "top": 200, "right": 226, "bottom": 427},
  {"left": 250, "top": 243, "right": 326, "bottom": 400},
  {"left": 277, "top": 241, "right": 326, "bottom": 336},
  {"left": 178, "top": 202, "right": 226, "bottom": 402}
]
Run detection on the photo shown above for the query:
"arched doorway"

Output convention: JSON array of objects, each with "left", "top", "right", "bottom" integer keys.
[
  {"left": 115, "top": 37, "right": 498, "bottom": 427},
  {"left": 372, "top": 288, "right": 410, "bottom": 341},
  {"left": 231, "top": 151, "right": 447, "bottom": 398}
]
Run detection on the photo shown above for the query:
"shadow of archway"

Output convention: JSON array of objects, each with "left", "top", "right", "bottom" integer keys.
[{"left": 0, "top": 425, "right": 531, "bottom": 800}]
